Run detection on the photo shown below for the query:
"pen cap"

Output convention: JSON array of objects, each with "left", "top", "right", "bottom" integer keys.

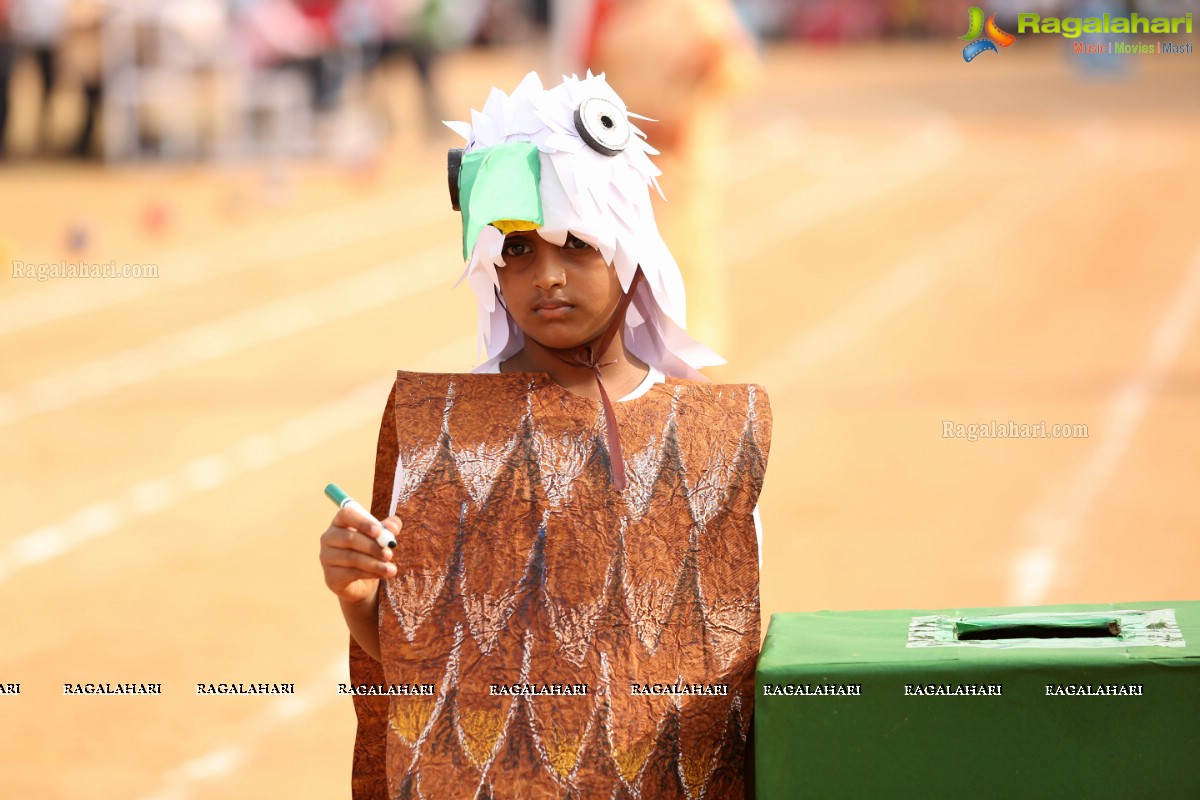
[{"left": 324, "top": 483, "right": 351, "bottom": 507}]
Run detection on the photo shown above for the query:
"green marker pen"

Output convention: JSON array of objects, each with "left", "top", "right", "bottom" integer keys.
[{"left": 324, "top": 483, "right": 397, "bottom": 549}]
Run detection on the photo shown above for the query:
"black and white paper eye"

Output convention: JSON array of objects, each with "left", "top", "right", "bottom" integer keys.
[
  {"left": 573, "top": 97, "right": 630, "bottom": 157},
  {"left": 447, "top": 148, "right": 464, "bottom": 210}
]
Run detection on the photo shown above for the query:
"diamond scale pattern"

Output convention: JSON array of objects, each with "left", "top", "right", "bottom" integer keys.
[{"left": 351, "top": 372, "right": 771, "bottom": 800}]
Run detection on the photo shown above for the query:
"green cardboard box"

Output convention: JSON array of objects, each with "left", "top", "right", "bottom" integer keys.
[{"left": 755, "top": 602, "right": 1200, "bottom": 799}]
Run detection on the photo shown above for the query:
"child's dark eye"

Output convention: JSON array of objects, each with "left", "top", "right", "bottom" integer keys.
[
  {"left": 564, "top": 234, "right": 592, "bottom": 250},
  {"left": 502, "top": 240, "right": 534, "bottom": 258}
]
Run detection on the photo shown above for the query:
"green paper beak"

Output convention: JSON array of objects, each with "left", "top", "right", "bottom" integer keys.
[{"left": 458, "top": 142, "right": 544, "bottom": 260}]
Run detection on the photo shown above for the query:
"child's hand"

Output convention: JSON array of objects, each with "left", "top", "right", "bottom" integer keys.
[{"left": 319, "top": 508, "right": 400, "bottom": 605}]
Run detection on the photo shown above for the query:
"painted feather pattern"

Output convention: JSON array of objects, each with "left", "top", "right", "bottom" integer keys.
[{"left": 350, "top": 373, "right": 771, "bottom": 800}]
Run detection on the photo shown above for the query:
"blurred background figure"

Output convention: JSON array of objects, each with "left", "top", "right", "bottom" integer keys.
[
  {"left": 0, "top": 0, "right": 111, "bottom": 159},
  {"left": 1070, "top": 0, "right": 1129, "bottom": 77},
  {"left": 5, "top": 0, "right": 69, "bottom": 156},
  {"left": 0, "top": 0, "right": 12, "bottom": 158},
  {"left": 229, "top": 0, "right": 482, "bottom": 161},
  {"left": 552, "top": 0, "right": 760, "bottom": 357},
  {"left": 227, "top": 0, "right": 328, "bottom": 160},
  {"left": 103, "top": 0, "right": 228, "bottom": 160},
  {"left": 359, "top": 0, "right": 487, "bottom": 142},
  {"left": 787, "top": 0, "right": 882, "bottom": 42},
  {"left": 289, "top": 0, "right": 351, "bottom": 114},
  {"left": 0, "top": 0, "right": 486, "bottom": 164},
  {"left": 62, "top": 0, "right": 107, "bottom": 158}
]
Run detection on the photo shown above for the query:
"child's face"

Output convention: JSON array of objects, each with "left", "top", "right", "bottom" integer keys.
[{"left": 495, "top": 230, "right": 623, "bottom": 351}]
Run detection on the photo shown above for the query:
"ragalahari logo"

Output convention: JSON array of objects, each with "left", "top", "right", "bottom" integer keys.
[{"left": 961, "top": 7, "right": 1016, "bottom": 61}]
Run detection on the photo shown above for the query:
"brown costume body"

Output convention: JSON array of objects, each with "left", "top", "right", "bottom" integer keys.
[{"left": 351, "top": 371, "right": 771, "bottom": 799}]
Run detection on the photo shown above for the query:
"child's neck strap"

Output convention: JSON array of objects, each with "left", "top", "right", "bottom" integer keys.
[{"left": 551, "top": 267, "right": 645, "bottom": 491}]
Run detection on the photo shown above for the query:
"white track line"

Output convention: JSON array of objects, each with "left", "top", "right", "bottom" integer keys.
[
  {"left": 108, "top": 110, "right": 976, "bottom": 800},
  {"left": 747, "top": 176, "right": 1062, "bottom": 381},
  {"left": 0, "top": 243, "right": 451, "bottom": 428},
  {"left": 723, "top": 116, "right": 962, "bottom": 262},
  {"left": 4, "top": 109, "right": 978, "bottom": 799},
  {"left": 0, "top": 379, "right": 389, "bottom": 582},
  {"left": 0, "top": 117, "right": 800, "bottom": 338},
  {"left": 136, "top": 657, "right": 349, "bottom": 800},
  {"left": 0, "top": 115, "right": 953, "bottom": 429},
  {"left": 1008, "top": 247, "right": 1200, "bottom": 607},
  {"left": 115, "top": 111, "right": 957, "bottom": 799},
  {"left": 0, "top": 336, "right": 474, "bottom": 584},
  {"left": 0, "top": 184, "right": 449, "bottom": 336},
  {"left": 0, "top": 109, "right": 913, "bottom": 340}
]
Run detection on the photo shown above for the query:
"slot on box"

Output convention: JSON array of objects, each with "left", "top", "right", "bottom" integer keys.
[{"left": 955, "top": 617, "right": 1122, "bottom": 641}]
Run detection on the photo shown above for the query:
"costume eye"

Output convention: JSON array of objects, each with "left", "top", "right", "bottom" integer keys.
[
  {"left": 447, "top": 148, "right": 464, "bottom": 210},
  {"left": 574, "top": 96, "right": 630, "bottom": 157}
]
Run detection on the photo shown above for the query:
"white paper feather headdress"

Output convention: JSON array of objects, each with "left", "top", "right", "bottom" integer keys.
[{"left": 445, "top": 71, "right": 723, "bottom": 378}]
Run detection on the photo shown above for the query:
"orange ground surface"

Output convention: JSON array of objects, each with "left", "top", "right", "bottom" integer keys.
[{"left": 1, "top": 40, "right": 1198, "bottom": 799}]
